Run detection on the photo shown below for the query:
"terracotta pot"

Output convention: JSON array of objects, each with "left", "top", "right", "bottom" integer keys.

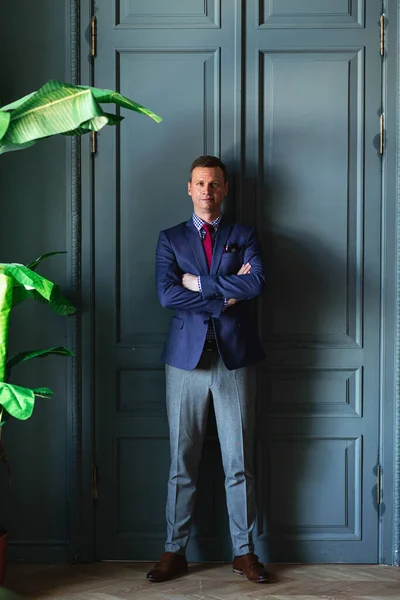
[{"left": 0, "top": 529, "right": 7, "bottom": 586}]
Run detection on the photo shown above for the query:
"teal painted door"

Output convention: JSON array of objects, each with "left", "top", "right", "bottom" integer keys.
[{"left": 93, "top": 0, "right": 383, "bottom": 563}]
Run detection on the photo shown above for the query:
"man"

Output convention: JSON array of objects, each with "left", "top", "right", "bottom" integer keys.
[{"left": 148, "top": 156, "right": 268, "bottom": 583}]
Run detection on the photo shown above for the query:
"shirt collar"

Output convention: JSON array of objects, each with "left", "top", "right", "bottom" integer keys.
[{"left": 192, "top": 213, "right": 222, "bottom": 232}]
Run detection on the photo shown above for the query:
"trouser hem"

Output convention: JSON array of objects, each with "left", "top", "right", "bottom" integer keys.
[
  {"left": 165, "top": 544, "right": 186, "bottom": 556},
  {"left": 232, "top": 545, "right": 254, "bottom": 557}
]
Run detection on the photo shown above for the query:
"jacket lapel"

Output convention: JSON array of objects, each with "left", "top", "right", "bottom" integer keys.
[
  {"left": 185, "top": 219, "right": 209, "bottom": 275},
  {"left": 211, "top": 218, "right": 233, "bottom": 275}
]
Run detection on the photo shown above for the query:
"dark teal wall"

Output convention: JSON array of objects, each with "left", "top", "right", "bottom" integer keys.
[{"left": 0, "top": 1, "right": 70, "bottom": 561}]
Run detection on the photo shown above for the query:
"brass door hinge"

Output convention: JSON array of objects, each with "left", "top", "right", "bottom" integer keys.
[
  {"left": 91, "top": 15, "right": 97, "bottom": 58},
  {"left": 380, "top": 113, "right": 384, "bottom": 156},
  {"left": 91, "top": 131, "right": 98, "bottom": 154},
  {"left": 377, "top": 464, "right": 382, "bottom": 506},
  {"left": 380, "top": 14, "right": 385, "bottom": 57},
  {"left": 93, "top": 464, "right": 98, "bottom": 502}
]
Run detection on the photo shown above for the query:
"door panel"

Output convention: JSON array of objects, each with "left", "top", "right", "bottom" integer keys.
[
  {"left": 118, "top": 0, "right": 221, "bottom": 28},
  {"left": 260, "top": 0, "right": 364, "bottom": 27},
  {"left": 118, "top": 48, "right": 222, "bottom": 342},
  {"left": 93, "top": 0, "right": 240, "bottom": 561},
  {"left": 93, "top": 0, "right": 382, "bottom": 563},
  {"left": 260, "top": 50, "right": 363, "bottom": 345},
  {"left": 246, "top": 0, "right": 381, "bottom": 562},
  {"left": 266, "top": 436, "right": 361, "bottom": 536}
]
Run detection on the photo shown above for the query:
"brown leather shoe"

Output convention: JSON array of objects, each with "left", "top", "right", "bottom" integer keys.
[
  {"left": 232, "top": 553, "right": 269, "bottom": 583},
  {"left": 147, "top": 552, "right": 188, "bottom": 583}
]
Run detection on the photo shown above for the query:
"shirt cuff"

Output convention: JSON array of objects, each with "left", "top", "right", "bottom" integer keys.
[
  {"left": 223, "top": 298, "right": 228, "bottom": 311},
  {"left": 197, "top": 276, "right": 202, "bottom": 293}
]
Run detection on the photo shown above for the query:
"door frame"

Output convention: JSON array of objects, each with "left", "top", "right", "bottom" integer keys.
[{"left": 65, "top": 0, "right": 400, "bottom": 565}]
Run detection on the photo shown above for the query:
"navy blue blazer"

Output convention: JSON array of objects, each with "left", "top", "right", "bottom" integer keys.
[{"left": 155, "top": 217, "right": 266, "bottom": 371}]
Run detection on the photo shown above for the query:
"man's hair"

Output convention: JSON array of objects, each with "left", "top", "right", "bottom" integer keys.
[{"left": 189, "top": 155, "right": 228, "bottom": 183}]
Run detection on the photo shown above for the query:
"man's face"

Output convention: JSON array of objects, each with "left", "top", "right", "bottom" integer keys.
[{"left": 188, "top": 166, "right": 228, "bottom": 217}]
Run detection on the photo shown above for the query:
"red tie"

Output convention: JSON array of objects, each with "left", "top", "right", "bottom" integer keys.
[{"left": 202, "top": 223, "right": 214, "bottom": 269}]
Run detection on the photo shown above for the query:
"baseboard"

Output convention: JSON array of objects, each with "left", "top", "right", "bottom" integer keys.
[{"left": 7, "top": 543, "right": 68, "bottom": 564}]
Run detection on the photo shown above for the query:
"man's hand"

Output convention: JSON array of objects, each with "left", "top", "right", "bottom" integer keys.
[
  {"left": 182, "top": 273, "right": 199, "bottom": 292},
  {"left": 227, "top": 263, "right": 251, "bottom": 307},
  {"left": 182, "top": 263, "right": 252, "bottom": 297},
  {"left": 237, "top": 263, "right": 251, "bottom": 276}
]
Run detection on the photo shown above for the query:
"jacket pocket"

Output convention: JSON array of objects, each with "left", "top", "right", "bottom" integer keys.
[
  {"left": 221, "top": 251, "right": 242, "bottom": 259},
  {"left": 221, "top": 252, "right": 243, "bottom": 268}
]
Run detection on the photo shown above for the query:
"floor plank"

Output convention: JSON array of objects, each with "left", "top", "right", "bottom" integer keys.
[{"left": 3, "top": 563, "right": 400, "bottom": 599}]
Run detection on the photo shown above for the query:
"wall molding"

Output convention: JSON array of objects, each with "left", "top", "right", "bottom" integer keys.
[
  {"left": 68, "top": 0, "right": 84, "bottom": 563},
  {"left": 7, "top": 543, "right": 67, "bottom": 564},
  {"left": 393, "top": 0, "right": 400, "bottom": 567}
]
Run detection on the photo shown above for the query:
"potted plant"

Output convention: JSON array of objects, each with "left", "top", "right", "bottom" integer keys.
[
  {"left": 0, "top": 80, "right": 161, "bottom": 584},
  {"left": 0, "top": 253, "right": 77, "bottom": 585}
]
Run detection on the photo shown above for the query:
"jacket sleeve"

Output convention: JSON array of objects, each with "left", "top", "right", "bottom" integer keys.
[
  {"left": 199, "top": 228, "right": 265, "bottom": 300},
  {"left": 155, "top": 230, "right": 224, "bottom": 317}
]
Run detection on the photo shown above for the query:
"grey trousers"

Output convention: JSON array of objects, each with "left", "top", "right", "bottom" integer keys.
[{"left": 164, "top": 350, "right": 256, "bottom": 556}]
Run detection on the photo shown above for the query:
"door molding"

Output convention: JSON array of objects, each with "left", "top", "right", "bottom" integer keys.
[
  {"left": 67, "top": 0, "right": 400, "bottom": 565},
  {"left": 66, "top": 0, "right": 94, "bottom": 563},
  {"left": 67, "top": 0, "right": 83, "bottom": 562},
  {"left": 391, "top": 0, "right": 400, "bottom": 567}
]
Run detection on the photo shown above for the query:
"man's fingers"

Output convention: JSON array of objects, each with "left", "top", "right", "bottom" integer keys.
[
  {"left": 182, "top": 272, "right": 200, "bottom": 292},
  {"left": 237, "top": 262, "right": 251, "bottom": 275}
]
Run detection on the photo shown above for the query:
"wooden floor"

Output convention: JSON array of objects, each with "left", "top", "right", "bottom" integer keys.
[{"left": 4, "top": 562, "right": 400, "bottom": 599}]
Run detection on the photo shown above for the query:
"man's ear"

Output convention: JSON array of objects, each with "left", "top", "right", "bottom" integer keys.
[
  {"left": 187, "top": 181, "right": 192, "bottom": 196},
  {"left": 225, "top": 182, "right": 229, "bottom": 196}
]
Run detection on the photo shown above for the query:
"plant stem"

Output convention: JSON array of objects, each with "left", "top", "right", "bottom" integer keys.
[{"left": 0, "top": 274, "right": 13, "bottom": 382}]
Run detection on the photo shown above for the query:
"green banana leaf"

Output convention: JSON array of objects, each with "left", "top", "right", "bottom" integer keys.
[
  {"left": 0, "top": 259, "right": 75, "bottom": 314},
  {"left": 12, "top": 284, "right": 76, "bottom": 315},
  {"left": 0, "top": 382, "right": 53, "bottom": 421},
  {"left": 26, "top": 250, "right": 66, "bottom": 271},
  {"left": 0, "top": 274, "right": 13, "bottom": 382},
  {"left": 62, "top": 112, "right": 124, "bottom": 136},
  {"left": 0, "top": 262, "right": 76, "bottom": 382},
  {"left": 6, "top": 346, "right": 74, "bottom": 381},
  {"left": 32, "top": 387, "right": 54, "bottom": 398},
  {"left": 0, "top": 263, "right": 53, "bottom": 301},
  {"left": 0, "top": 140, "right": 36, "bottom": 154},
  {"left": 0, "top": 111, "right": 10, "bottom": 142},
  {"left": 0, "top": 79, "right": 162, "bottom": 154},
  {"left": 0, "top": 91, "right": 36, "bottom": 112},
  {"left": 89, "top": 87, "right": 161, "bottom": 120}
]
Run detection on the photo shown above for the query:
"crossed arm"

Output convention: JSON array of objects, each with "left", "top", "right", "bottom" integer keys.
[
  {"left": 182, "top": 263, "right": 251, "bottom": 307},
  {"left": 155, "top": 228, "right": 265, "bottom": 315}
]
